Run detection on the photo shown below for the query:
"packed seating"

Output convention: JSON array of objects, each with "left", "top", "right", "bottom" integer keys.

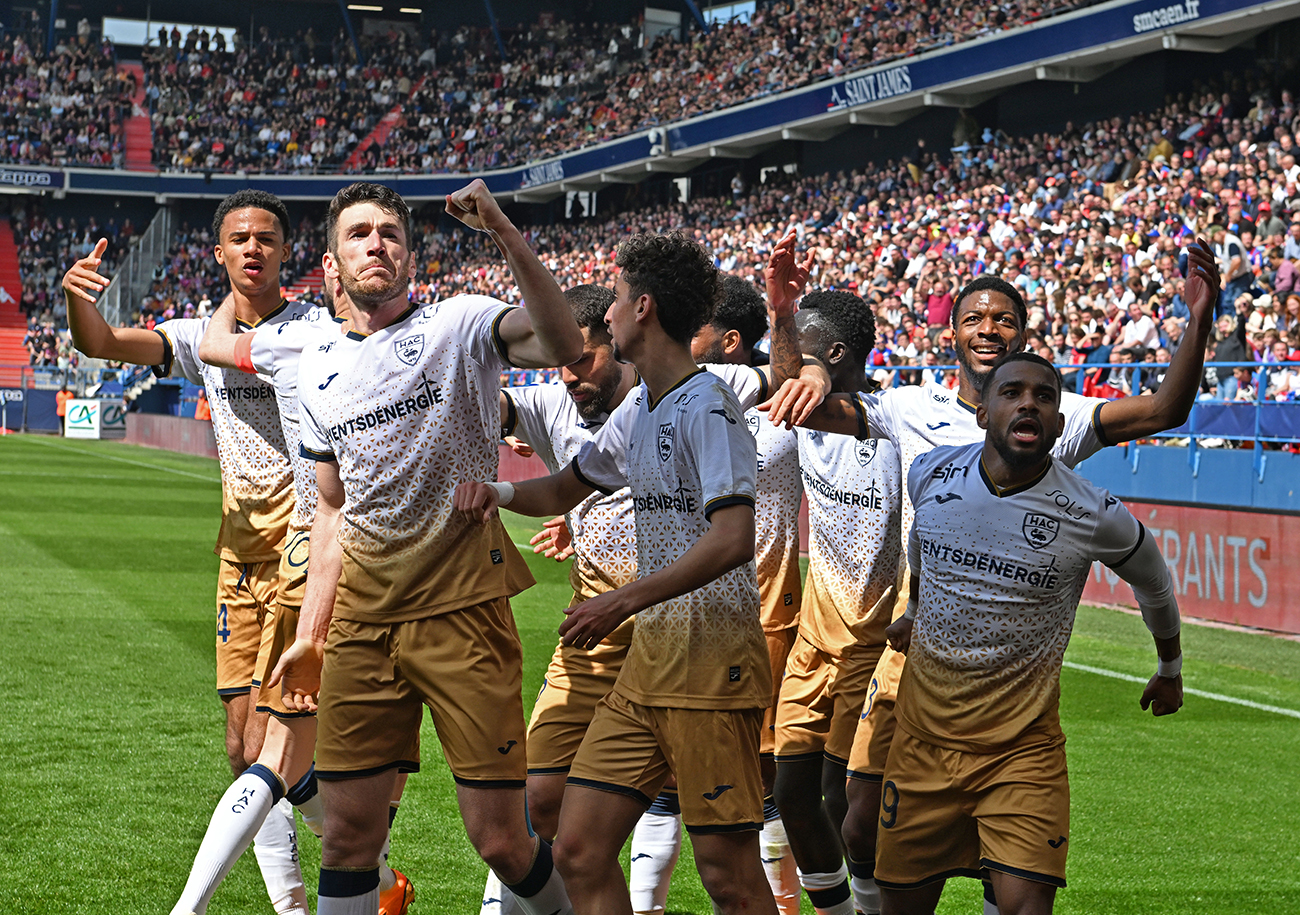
[{"left": 0, "top": 31, "right": 129, "bottom": 168}]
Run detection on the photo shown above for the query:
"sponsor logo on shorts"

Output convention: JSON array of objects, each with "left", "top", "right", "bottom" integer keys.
[
  {"left": 702, "top": 784, "right": 734, "bottom": 800},
  {"left": 783, "top": 592, "right": 793, "bottom": 606},
  {"left": 497, "top": 740, "right": 518, "bottom": 755},
  {"left": 1048, "top": 835, "right": 1067, "bottom": 848},
  {"left": 729, "top": 666, "right": 741, "bottom": 682},
  {"left": 490, "top": 549, "right": 504, "bottom": 564}
]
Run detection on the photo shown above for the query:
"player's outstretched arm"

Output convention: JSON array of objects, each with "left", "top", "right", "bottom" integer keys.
[
  {"left": 559, "top": 502, "right": 756, "bottom": 649},
  {"left": 62, "top": 237, "right": 166, "bottom": 365},
  {"left": 197, "top": 294, "right": 244, "bottom": 370},
  {"left": 1095, "top": 238, "right": 1220, "bottom": 442},
  {"left": 761, "top": 382, "right": 865, "bottom": 435},
  {"left": 269, "top": 460, "right": 345, "bottom": 713},
  {"left": 1111, "top": 531, "right": 1184, "bottom": 717},
  {"left": 454, "top": 463, "right": 595, "bottom": 523},
  {"left": 446, "top": 179, "right": 582, "bottom": 369}
]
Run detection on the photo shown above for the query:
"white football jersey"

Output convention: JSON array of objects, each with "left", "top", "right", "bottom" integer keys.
[
  {"left": 246, "top": 310, "right": 345, "bottom": 533},
  {"left": 857, "top": 381, "right": 1110, "bottom": 546},
  {"left": 154, "top": 299, "right": 315, "bottom": 562},
  {"left": 574, "top": 369, "right": 770, "bottom": 710},
  {"left": 503, "top": 380, "right": 638, "bottom": 612},
  {"left": 750, "top": 408, "right": 802, "bottom": 631},
  {"left": 903, "top": 442, "right": 1144, "bottom": 751},
  {"left": 797, "top": 426, "right": 903, "bottom": 657},
  {"left": 297, "top": 296, "right": 533, "bottom": 623}
]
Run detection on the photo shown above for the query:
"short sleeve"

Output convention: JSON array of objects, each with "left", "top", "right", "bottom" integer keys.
[
  {"left": 1088, "top": 491, "right": 1143, "bottom": 567},
  {"left": 702, "top": 363, "right": 768, "bottom": 410},
  {"left": 152, "top": 318, "right": 207, "bottom": 384},
  {"left": 445, "top": 294, "right": 519, "bottom": 368},
  {"left": 1056, "top": 393, "right": 1109, "bottom": 465},
  {"left": 572, "top": 390, "right": 636, "bottom": 495},
  {"left": 504, "top": 384, "right": 561, "bottom": 471},
  {"left": 686, "top": 391, "right": 757, "bottom": 517},
  {"left": 248, "top": 321, "right": 310, "bottom": 379}
]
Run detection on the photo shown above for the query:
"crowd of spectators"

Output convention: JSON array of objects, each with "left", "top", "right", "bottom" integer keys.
[
  {"left": 144, "top": 0, "right": 1101, "bottom": 174},
  {"left": 0, "top": 30, "right": 129, "bottom": 168}
]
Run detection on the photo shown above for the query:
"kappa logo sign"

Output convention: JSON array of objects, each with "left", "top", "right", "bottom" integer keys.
[
  {"left": 657, "top": 423, "right": 674, "bottom": 463},
  {"left": 395, "top": 334, "right": 425, "bottom": 366},
  {"left": 1023, "top": 512, "right": 1060, "bottom": 549},
  {"left": 856, "top": 439, "right": 879, "bottom": 466}
]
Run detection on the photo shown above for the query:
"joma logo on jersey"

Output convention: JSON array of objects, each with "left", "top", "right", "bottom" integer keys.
[
  {"left": 657, "top": 423, "right": 674, "bottom": 462},
  {"left": 1022, "top": 512, "right": 1060, "bottom": 549},
  {"left": 856, "top": 440, "right": 878, "bottom": 466},
  {"left": 395, "top": 334, "right": 425, "bottom": 366}
]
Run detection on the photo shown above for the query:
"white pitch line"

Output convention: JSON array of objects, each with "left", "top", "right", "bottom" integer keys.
[
  {"left": 15, "top": 436, "right": 220, "bottom": 483},
  {"left": 1063, "top": 660, "right": 1300, "bottom": 719}
]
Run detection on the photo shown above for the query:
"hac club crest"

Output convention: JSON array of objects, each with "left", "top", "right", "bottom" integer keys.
[
  {"left": 395, "top": 334, "right": 425, "bottom": 367},
  {"left": 856, "top": 439, "right": 879, "bottom": 466},
  {"left": 1022, "top": 512, "right": 1060, "bottom": 549},
  {"left": 658, "top": 423, "right": 675, "bottom": 463},
  {"left": 745, "top": 412, "right": 760, "bottom": 436}
]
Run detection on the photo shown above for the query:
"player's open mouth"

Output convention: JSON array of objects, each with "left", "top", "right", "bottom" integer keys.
[
  {"left": 1011, "top": 418, "right": 1041, "bottom": 443},
  {"left": 243, "top": 261, "right": 263, "bottom": 275},
  {"left": 970, "top": 343, "right": 1004, "bottom": 362}
]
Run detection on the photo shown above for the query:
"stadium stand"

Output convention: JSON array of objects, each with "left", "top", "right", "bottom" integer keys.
[{"left": 0, "top": 31, "right": 128, "bottom": 168}]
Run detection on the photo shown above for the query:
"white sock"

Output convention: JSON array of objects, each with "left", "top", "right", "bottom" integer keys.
[
  {"left": 629, "top": 810, "right": 682, "bottom": 915},
  {"left": 850, "top": 872, "right": 881, "bottom": 915},
  {"left": 797, "top": 864, "right": 855, "bottom": 915},
  {"left": 295, "top": 791, "right": 325, "bottom": 839},
  {"left": 760, "top": 817, "right": 800, "bottom": 915},
  {"left": 509, "top": 847, "right": 573, "bottom": 915},
  {"left": 252, "top": 798, "right": 309, "bottom": 915},
  {"left": 169, "top": 767, "right": 280, "bottom": 915},
  {"left": 378, "top": 827, "right": 396, "bottom": 893},
  {"left": 481, "top": 869, "right": 523, "bottom": 915}
]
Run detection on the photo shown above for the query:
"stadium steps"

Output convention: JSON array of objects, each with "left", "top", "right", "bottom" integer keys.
[
  {"left": 0, "top": 329, "right": 26, "bottom": 385},
  {"left": 118, "top": 61, "right": 155, "bottom": 172},
  {"left": 283, "top": 266, "right": 326, "bottom": 300},
  {"left": 342, "top": 75, "right": 428, "bottom": 172},
  {"left": 0, "top": 218, "right": 26, "bottom": 330}
]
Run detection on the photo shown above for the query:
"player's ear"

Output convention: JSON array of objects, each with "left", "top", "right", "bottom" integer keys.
[
  {"left": 824, "top": 340, "right": 846, "bottom": 366},
  {"left": 722, "top": 328, "right": 743, "bottom": 356},
  {"left": 635, "top": 292, "right": 654, "bottom": 325},
  {"left": 1055, "top": 410, "right": 1065, "bottom": 437},
  {"left": 322, "top": 250, "right": 339, "bottom": 279},
  {"left": 976, "top": 403, "right": 988, "bottom": 430},
  {"left": 214, "top": 243, "right": 226, "bottom": 266}
]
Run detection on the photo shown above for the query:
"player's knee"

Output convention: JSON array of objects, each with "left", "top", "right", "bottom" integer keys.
[
  {"left": 525, "top": 783, "right": 562, "bottom": 842},
  {"left": 225, "top": 736, "right": 248, "bottom": 776},
  {"left": 552, "top": 829, "right": 603, "bottom": 885},
  {"left": 840, "top": 804, "right": 875, "bottom": 861},
  {"left": 471, "top": 829, "right": 531, "bottom": 879}
]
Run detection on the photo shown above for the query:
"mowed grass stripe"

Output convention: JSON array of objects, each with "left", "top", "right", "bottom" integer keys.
[
  {"left": 1064, "top": 660, "right": 1300, "bottom": 718},
  {"left": 2, "top": 437, "right": 1298, "bottom": 913}
]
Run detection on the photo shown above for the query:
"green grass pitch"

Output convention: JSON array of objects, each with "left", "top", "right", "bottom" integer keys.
[{"left": 2, "top": 435, "right": 1298, "bottom": 913}]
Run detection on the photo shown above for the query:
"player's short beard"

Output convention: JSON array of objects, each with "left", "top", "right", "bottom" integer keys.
[
  {"left": 990, "top": 420, "right": 1052, "bottom": 471},
  {"left": 695, "top": 339, "right": 727, "bottom": 365},
  {"left": 340, "top": 259, "right": 409, "bottom": 311},
  {"left": 572, "top": 367, "right": 623, "bottom": 421}
]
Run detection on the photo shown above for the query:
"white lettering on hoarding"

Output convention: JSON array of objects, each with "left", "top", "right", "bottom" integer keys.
[
  {"left": 1133, "top": 0, "right": 1200, "bottom": 33},
  {"left": 827, "top": 65, "right": 913, "bottom": 110}
]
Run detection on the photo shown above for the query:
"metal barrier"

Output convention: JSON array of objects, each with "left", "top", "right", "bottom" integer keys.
[{"left": 96, "top": 205, "right": 174, "bottom": 331}]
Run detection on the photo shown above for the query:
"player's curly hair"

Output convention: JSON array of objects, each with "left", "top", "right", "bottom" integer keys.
[
  {"left": 326, "top": 182, "right": 412, "bottom": 254},
  {"left": 981, "top": 351, "right": 1063, "bottom": 398},
  {"left": 714, "top": 276, "right": 769, "bottom": 353},
  {"left": 615, "top": 232, "right": 720, "bottom": 345},
  {"left": 565, "top": 284, "right": 616, "bottom": 344},
  {"left": 798, "top": 290, "right": 876, "bottom": 368},
  {"left": 951, "top": 275, "right": 1028, "bottom": 331},
  {"left": 212, "top": 189, "right": 291, "bottom": 243}
]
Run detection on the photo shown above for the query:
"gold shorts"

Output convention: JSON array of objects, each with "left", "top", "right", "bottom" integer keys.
[
  {"left": 253, "top": 603, "right": 309, "bottom": 720},
  {"left": 276, "top": 530, "right": 310, "bottom": 608},
  {"left": 315, "top": 598, "right": 526, "bottom": 785},
  {"left": 774, "top": 635, "right": 883, "bottom": 765},
  {"left": 846, "top": 645, "right": 906, "bottom": 780},
  {"left": 568, "top": 689, "right": 765, "bottom": 833},
  {"left": 761, "top": 628, "right": 798, "bottom": 757},
  {"left": 525, "top": 617, "right": 633, "bottom": 775},
  {"left": 874, "top": 728, "right": 1070, "bottom": 891},
  {"left": 215, "top": 559, "right": 279, "bottom": 697}
]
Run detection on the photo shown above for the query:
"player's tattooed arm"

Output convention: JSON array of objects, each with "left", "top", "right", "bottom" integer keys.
[
  {"left": 446, "top": 179, "right": 582, "bottom": 369},
  {"left": 559, "top": 502, "right": 756, "bottom": 649},
  {"left": 198, "top": 294, "right": 245, "bottom": 370},
  {"left": 764, "top": 229, "right": 814, "bottom": 390},
  {"left": 1094, "top": 238, "right": 1220, "bottom": 442},
  {"left": 62, "top": 237, "right": 166, "bottom": 365},
  {"left": 454, "top": 463, "right": 595, "bottom": 523},
  {"left": 269, "top": 460, "right": 345, "bottom": 713}
]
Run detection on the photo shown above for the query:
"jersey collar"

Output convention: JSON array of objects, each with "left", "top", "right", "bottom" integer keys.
[
  {"left": 235, "top": 297, "right": 288, "bottom": 331},
  {"left": 346, "top": 301, "right": 419, "bottom": 340},
  {"left": 647, "top": 368, "right": 705, "bottom": 412},
  {"left": 978, "top": 455, "right": 1052, "bottom": 498}
]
